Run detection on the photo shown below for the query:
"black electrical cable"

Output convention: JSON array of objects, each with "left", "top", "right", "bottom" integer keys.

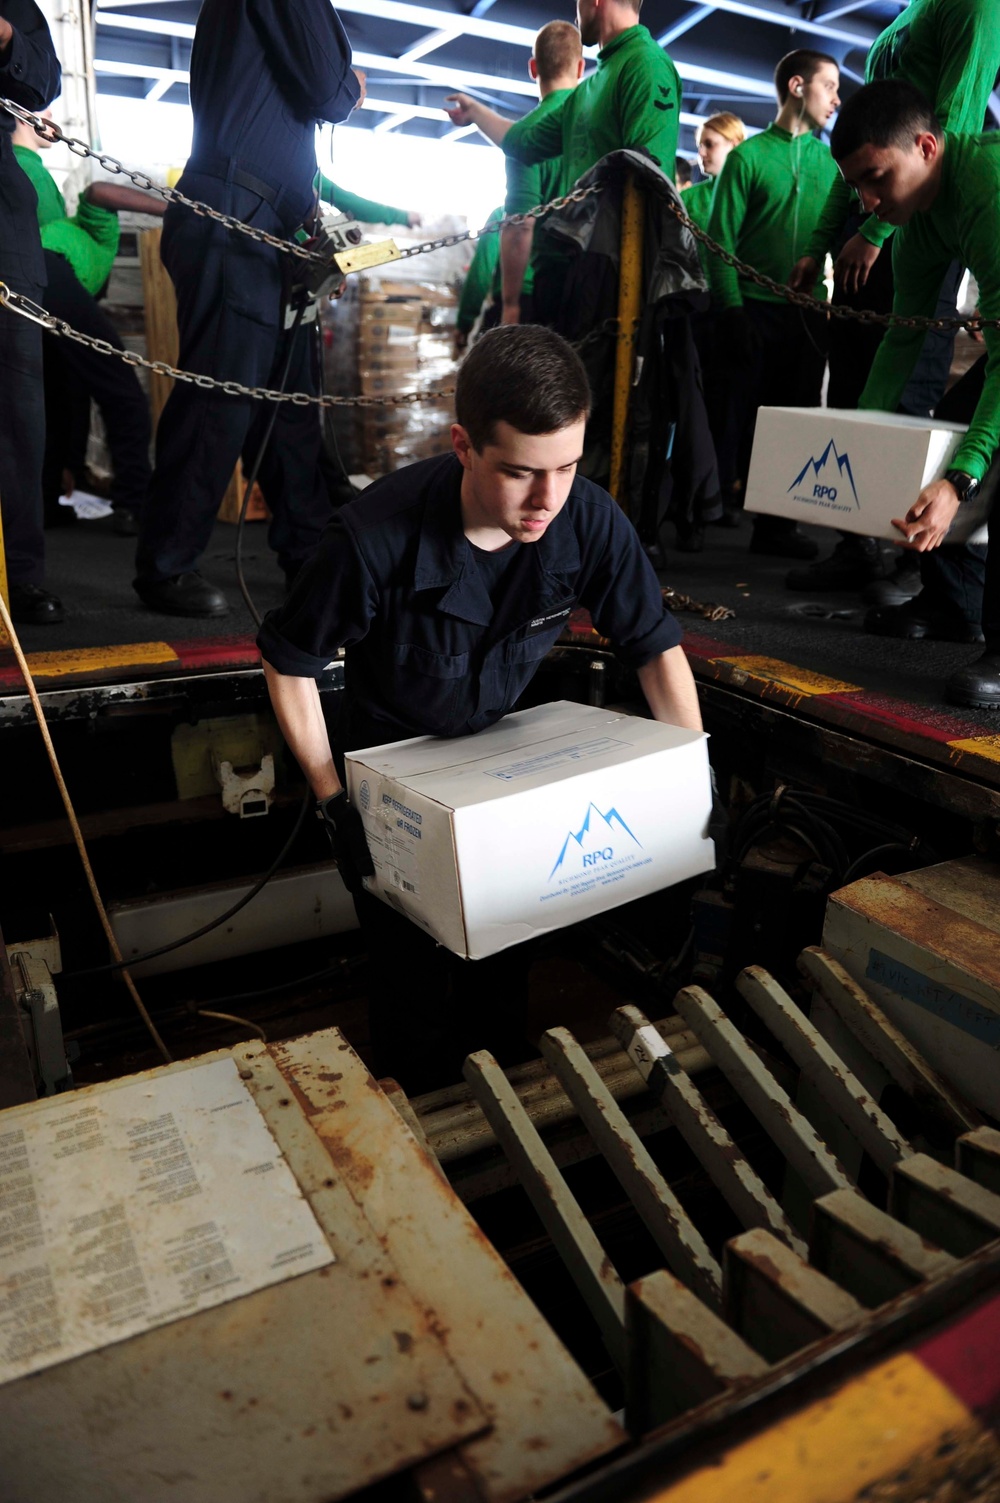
[
  {"left": 62, "top": 787, "right": 314, "bottom": 980},
  {"left": 235, "top": 294, "right": 309, "bottom": 627}
]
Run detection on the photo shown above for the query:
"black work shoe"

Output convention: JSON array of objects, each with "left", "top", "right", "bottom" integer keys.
[
  {"left": 786, "top": 538, "right": 884, "bottom": 592},
  {"left": 864, "top": 600, "right": 984, "bottom": 643},
  {"left": 748, "top": 525, "right": 819, "bottom": 561},
  {"left": 946, "top": 651, "right": 1000, "bottom": 709},
  {"left": 674, "top": 522, "right": 705, "bottom": 553},
  {"left": 134, "top": 572, "right": 229, "bottom": 617},
  {"left": 112, "top": 506, "right": 140, "bottom": 537},
  {"left": 862, "top": 560, "right": 922, "bottom": 607},
  {"left": 9, "top": 583, "right": 65, "bottom": 625}
]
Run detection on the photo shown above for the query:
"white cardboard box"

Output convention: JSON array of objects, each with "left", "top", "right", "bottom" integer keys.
[
  {"left": 346, "top": 701, "right": 715, "bottom": 960},
  {"left": 744, "top": 407, "right": 990, "bottom": 543}
]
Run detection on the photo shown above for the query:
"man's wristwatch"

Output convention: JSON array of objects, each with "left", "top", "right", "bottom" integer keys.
[{"left": 944, "top": 469, "right": 981, "bottom": 505}]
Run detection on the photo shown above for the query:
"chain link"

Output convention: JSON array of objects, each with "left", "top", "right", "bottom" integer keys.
[
  {"left": 0, "top": 97, "right": 602, "bottom": 271},
  {"left": 396, "top": 181, "right": 603, "bottom": 260},
  {"left": 666, "top": 196, "right": 994, "bottom": 334},
  {"left": 0, "top": 284, "right": 457, "bottom": 407}
]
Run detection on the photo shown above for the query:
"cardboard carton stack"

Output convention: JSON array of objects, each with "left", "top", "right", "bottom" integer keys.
[{"left": 356, "top": 279, "right": 456, "bottom": 474}]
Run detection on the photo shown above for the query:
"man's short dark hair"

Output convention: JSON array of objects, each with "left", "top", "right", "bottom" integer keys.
[
  {"left": 774, "top": 48, "right": 838, "bottom": 105},
  {"left": 831, "top": 79, "right": 943, "bottom": 162},
  {"left": 455, "top": 325, "right": 591, "bottom": 451},
  {"left": 675, "top": 154, "right": 693, "bottom": 187},
  {"left": 533, "top": 20, "right": 582, "bottom": 83}
]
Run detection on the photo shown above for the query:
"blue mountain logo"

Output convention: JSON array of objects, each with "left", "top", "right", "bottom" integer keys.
[
  {"left": 788, "top": 439, "right": 860, "bottom": 507},
  {"left": 549, "top": 803, "right": 642, "bottom": 880}
]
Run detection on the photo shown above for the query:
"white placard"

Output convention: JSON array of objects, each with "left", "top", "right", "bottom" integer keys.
[{"left": 0, "top": 1058, "right": 334, "bottom": 1385}]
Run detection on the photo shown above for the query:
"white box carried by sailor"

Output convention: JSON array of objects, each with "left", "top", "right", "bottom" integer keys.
[
  {"left": 744, "top": 407, "right": 990, "bottom": 543},
  {"left": 347, "top": 701, "right": 715, "bottom": 960}
]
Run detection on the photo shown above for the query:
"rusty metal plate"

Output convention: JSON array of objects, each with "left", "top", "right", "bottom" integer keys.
[
  {"left": 269, "top": 1030, "right": 625, "bottom": 1503},
  {"left": 0, "top": 1046, "right": 488, "bottom": 1503}
]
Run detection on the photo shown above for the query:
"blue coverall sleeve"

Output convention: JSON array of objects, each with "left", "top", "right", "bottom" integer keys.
[
  {"left": 0, "top": 0, "right": 60, "bottom": 112},
  {"left": 246, "top": 0, "right": 359, "bottom": 125}
]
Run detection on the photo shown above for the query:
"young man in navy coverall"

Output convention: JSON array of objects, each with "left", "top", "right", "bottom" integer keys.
[
  {"left": 258, "top": 325, "right": 703, "bottom": 1089},
  {"left": 133, "top": 0, "right": 361, "bottom": 618},
  {"left": 0, "top": 1, "right": 60, "bottom": 625}
]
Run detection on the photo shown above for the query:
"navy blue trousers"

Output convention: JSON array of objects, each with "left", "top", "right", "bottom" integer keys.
[
  {"left": 0, "top": 278, "right": 45, "bottom": 586},
  {"left": 135, "top": 180, "right": 332, "bottom": 584}
]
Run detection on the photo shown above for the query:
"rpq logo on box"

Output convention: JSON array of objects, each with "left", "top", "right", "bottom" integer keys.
[
  {"left": 549, "top": 802, "right": 642, "bottom": 881},
  {"left": 787, "top": 439, "right": 860, "bottom": 514}
]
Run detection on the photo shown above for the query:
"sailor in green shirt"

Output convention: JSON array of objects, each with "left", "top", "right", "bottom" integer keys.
[
  {"left": 12, "top": 111, "right": 165, "bottom": 534},
  {"left": 832, "top": 81, "right": 1000, "bottom": 705},
  {"left": 793, "top": 0, "right": 1000, "bottom": 298},
  {"left": 494, "top": 20, "right": 583, "bottom": 328},
  {"left": 681, "top": 111, "right": 745, "bottom": 278},
  {"left": 705, "top": 50, "right": 840, "bottom": 559},
  {"left": 445, "top": 0, "right": 681, "bottom": 328},
  {"left": 315, "top": 173, "right": 420, "bottom": 228},
  {"left": 455, "top": 208, "right": 503, "bottom": 352}
]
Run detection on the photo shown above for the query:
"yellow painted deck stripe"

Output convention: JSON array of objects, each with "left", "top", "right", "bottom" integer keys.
[
  {"left": 712, "top": 654, "right": 861, "bottom": 697},
  {"left": 647, "top": 1353, "right": 972, "bottom": 1503},
  {"left": 23, "top": 642, "right": 180, "bottom": 679},
  {"left": 947, "top": 735, "right": 1000, "bottom": 765}
]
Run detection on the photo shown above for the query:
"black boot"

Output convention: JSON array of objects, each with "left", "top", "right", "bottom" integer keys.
[
  {"left": 946, "top": 649, "right": 1000, "bottom": 709},
  {"left": 864, "top": 594, "right": 984, "bottom": 643},
  {"left": 863, "top": 556, "right": 922, "bottom": 606}
]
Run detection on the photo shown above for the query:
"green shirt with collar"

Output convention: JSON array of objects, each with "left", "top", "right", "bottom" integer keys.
[
  {"left": 805, "top": 0, "right": 1000, "bottom": 262},
  {"left": 706, "top": 124, "right": 838, "bottom": 309},
  {"left": 503, "top": 26, "right": 681, "bottom": 189},
  {"left": 860, "top": 131, "right": 1000, "bottom": 479},
  {"left": 13, "top": 143, "right": 120, "bottom": 296},
  {"left": 681, "top": 178, "right": 715, "bottom": 275}
]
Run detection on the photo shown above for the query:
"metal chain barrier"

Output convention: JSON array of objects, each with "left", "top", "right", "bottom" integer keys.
[
  {"left": 0, "top": 97, "right": 601, "bottom": 267},
  {"left": 665, "top": 195, "right": 992, "bottom": 335},
  {"left": 0, "top": 282, "right": 457, "bottom": 407}
]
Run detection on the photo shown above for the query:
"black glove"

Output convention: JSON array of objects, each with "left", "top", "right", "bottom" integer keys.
[
  {"left": 317, "top": 792, "right": 375, "bottom": 897},
  {"left": 714, "top": 305, "right": 760, "bottom": 368}
]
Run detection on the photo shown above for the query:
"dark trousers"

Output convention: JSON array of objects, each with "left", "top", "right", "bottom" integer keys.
[
  {"left": 354, "top": 889, "right": 532, "bottom": 1095},
  {"left": 726, "top": 301, "right": 828, "bottom": 499},
  {"left": 920, "top": 356, "right": 998, "bottom": 643},
  {"left": 42, "top": 252, "right": 152, "bottom": 515},
  {"left": 0, "top": 279, "right": 46, "bottom": 586},
  {"left": 135, "top": 182, "right": 332, "bottom": 584}
]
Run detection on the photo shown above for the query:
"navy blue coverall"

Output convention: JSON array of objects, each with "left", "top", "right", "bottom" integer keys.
[
  {"left": 135, "top": 0, "right": 359, "bottom": 588},
  {"left": 258, "top": 451, "right": 683, "bottom": 1087},
  {"left": 0, "top": 1, "right": 59, "bottom": 587}
]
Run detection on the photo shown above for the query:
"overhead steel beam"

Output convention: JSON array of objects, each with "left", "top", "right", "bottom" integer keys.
[
  {"left": 95, "top": 6, "right": 778, "bottom": 100},
  {"left": 658, "top": 4, "right": 714, "bottom": 47},
  {"left": 692, "top": 0, "right": 872, "bottom": 47},
  {"left": 399, "top": 28, "right": 462, "bottom": 63},
  {"left": 816, "top": 0, "right": 904, "bottom": 21}
]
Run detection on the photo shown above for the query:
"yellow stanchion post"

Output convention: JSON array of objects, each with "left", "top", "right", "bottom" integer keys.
[
  {"left": 608, "top": 169, "right": 644, "bottom": 511},
  {"left": 0, "top": 499, "right": 9, "bottom": 647}
]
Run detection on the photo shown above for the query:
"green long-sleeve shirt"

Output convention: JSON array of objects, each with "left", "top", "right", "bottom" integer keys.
[
  {"left": 681, "top": 178, "right": 715, "bottom": 276},
  {"left": 457, "top": 208, "right": 503, "bottom": 333},
  {"left": 500, "top": 86, "right": 574, "bottom": 297},
  {"left": 706, "top": 125, "right": 838, "bottom": 309},
  {"left": 316, "top": 172, "right": 410, "bottom": 226},
  {"left": 860, "top": 132, "right": 1000, "bottom": 479},
  {"left": 503, "top": 26, "right": 681, "bottom": 191},
  {"left": 804, "top": 0, "right": 1000, "bottom": 263},
  {"left": 13, "top": 144, "right": 120, "bottom": 296}
]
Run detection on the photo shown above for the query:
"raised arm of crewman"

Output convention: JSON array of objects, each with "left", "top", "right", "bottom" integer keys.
[{"left": 245, "top": 0, "right": 360, "bottom": 122}]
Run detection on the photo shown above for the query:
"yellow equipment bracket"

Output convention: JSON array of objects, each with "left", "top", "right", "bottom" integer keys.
[
  {"left": 334, "top": 239, "right": 402, "bottom": 276},
  {"left": 609, "top": 171, "right": 644, "bottom": 511}
]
